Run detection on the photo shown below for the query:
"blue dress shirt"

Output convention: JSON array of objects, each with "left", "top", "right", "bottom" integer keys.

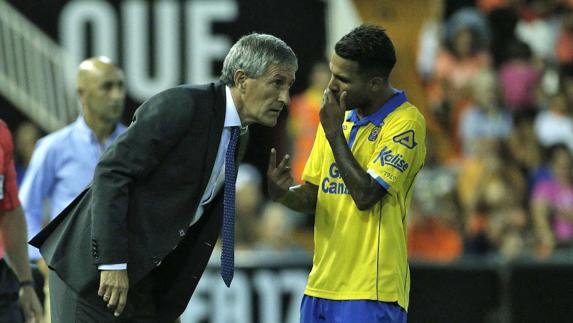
[{"left": 20, "top": 117, "right": 126, "bottom": 260}]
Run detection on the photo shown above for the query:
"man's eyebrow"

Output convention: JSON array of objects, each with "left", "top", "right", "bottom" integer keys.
[{"left": 333, "top": 72, "right": 348, "bottom": 82}]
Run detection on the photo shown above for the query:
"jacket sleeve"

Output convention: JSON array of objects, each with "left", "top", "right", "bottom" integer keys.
[{"left": 90, "top": 87, "right": 196, "bottom": 265}]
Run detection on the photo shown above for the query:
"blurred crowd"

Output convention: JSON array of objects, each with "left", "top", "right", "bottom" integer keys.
[
  {"left": 6, "top": 0, "right": 573, "bottom": 268},
  {"left": 410, "top": 0, "right": 573, "bottom": 262}
]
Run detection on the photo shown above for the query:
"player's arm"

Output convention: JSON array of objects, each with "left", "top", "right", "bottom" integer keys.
[
  {"left": 327, "top": 131, "right": 386, "bottom": 210},
  {"left": 0, "top": 206, "right": 34, "bottom": 283},
  {"left": 267, "top": 148, "right": 318, "bottom": 214},
  {"left": 0, "top": 122, "right": 44, "bottom": 322},
  {"left": 320, "top": 90, "right": 386, "bottom": 210},
  {"left": 0, "top": 206, "right": 45, "bottom": 322}
]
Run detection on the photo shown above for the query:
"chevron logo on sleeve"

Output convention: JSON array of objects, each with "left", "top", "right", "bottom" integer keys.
[{"left": 392, "top": 130, "right": 417, "bottom": 149}]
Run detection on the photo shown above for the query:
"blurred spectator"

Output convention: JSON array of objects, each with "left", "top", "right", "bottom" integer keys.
[
  {"left": 555, "top": 9, "right": 573, "bottom": 65},
  {"left": 408, "top": 136, "right": 462, "bottom": 262},
  {"left": 559, "top": 64, "right": 573, "bottom": 106},
  {"left": 486, "top": 4, "right": 520, "bottom": 66},
  {"left": 459, "top": 69, "right": 512, "bottom": 156},
  {"left": 445, "top": 7, "right": 490, "bottom": 47},
  {"left": 507, "top": 111, "right": 543, "bottom": 187},
  {"left": 287, "top": 61, "right": 330, "bottom": 183},
  {"left": 488, "top": 205, "right": 529, "bottom": 260},
  {"left": 498, "top": 40, "right": 542, "bottom": 111},
  {"left": 12, "top": 122, "right": 41, "bottom": 186},
  {"left": 235, "top": 163, "right": 264, "bottom": 249},
  {"left": 534, "top": 92, "right": 573, "bottom": 152},
  {"left": 255, "top": 202, "right": 303, "bottom": 252},
  {"left": 531, "top": 143, "right": 573, "bottom": 259},
  {"left": 515, "top": 0, "right": 560, "bottom": 63},
  {"left": 426, "top": 8, "right": 491, "bottom": 153},
  {"left": 477, "top": 0, "right": 512, "bottom": 14},
  {"left": 417, "top": 0, "right": 443, "bottom": 81},
  {"left": 457, "top": 139, "right": 527, "bottom": 255}
]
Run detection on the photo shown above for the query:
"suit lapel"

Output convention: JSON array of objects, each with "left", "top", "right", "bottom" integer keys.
[{"left": 198, "top": 83, "right": 226, "bottom": 192}]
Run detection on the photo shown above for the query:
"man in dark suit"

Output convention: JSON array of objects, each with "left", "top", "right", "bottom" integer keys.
[{"left": 29, "top": 33, "right": 297, "bottom": 322}]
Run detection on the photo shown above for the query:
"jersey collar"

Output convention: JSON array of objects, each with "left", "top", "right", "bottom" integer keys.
[{"left": 345, "top": 90, "right": 407, "bottom": 127}]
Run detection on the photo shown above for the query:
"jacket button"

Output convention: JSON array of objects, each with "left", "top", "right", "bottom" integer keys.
[
  {"left": 178, "top": 229, "right": 185, "bottom": 237},
  {"left": 155, "top": 260, "right": 162, "bottom": 267}
]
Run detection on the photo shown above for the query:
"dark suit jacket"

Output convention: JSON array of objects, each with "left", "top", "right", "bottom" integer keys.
[{"left": 30, "top": 82, "right": 248, "bottom": 320}]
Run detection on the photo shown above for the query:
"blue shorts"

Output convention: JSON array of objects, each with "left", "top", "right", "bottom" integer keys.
[{"left": 300, "top": 295, "right": 407, "bottom": 323}]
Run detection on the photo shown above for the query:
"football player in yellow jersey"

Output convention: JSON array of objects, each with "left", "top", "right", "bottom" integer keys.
[{"left": 268, "top": 25, "right": 426, "bottom": 322}]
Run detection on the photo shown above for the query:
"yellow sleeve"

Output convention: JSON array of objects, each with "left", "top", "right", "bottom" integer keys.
[
  {"left": 301, "top": 124, "right": 325, "bottom": 186},
  {"left": 367, "top": 119, "right": 425, "bottom": 194}
]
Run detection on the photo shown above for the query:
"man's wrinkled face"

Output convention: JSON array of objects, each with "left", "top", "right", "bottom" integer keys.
[
  {"left": 241, "top": 64, "right": 296, "bottom": 127},
  {"left": 327, "top": 53, "right": 370, "bottom": 110}
]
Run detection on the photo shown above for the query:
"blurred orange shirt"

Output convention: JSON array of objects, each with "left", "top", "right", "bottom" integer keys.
[
  {"left": 408, "top": 217, "right": 462, "bottom": 262},
  {"left": 288, "top": 88, "right": 322, "bottom": 183}
]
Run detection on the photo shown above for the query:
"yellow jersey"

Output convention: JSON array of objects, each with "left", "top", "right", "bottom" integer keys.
[{"left": 301, "top": 91, "right": 426, "bottom": 311}]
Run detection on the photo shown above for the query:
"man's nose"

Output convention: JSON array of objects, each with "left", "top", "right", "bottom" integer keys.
[
  {"left": 328, "top": 76, "right": 339, "bottom": 93},
  {"left": 111, "top": 85, "right": 125, "bottom": 101},
  {"left": 279, "top": 89, "right": 290, "bottom": 105}
]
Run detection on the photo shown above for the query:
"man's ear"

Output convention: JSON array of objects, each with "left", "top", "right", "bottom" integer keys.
[
  {"left": 77, "top": 87, "right": 86, "bottom": 104},
  {"left": 234, "top": 70, "right": 249, "bottom": 93}
]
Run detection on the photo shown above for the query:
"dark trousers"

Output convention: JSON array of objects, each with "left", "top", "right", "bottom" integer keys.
[
  {"left": 49, "top": 269, "right": 157, "bottom": 323},
  {"left": 0, "top": 259, "right": 23, "bottom": 323}
]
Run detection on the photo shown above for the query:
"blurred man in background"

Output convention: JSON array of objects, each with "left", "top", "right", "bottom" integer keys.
[
  {"left": 19, "top": 57, "right": 126, "bottom": 322},
  {"left": 268, "top": 25, "right": 426, "bottom": 322},
  {"left": 20, "top": 56, "right": 126, "bottom": 262},
  {"left": 0, "top": 119, "right": 44, "bottom": 323}
]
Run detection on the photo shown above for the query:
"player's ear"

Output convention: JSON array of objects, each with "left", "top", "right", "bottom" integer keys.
[{"left": 368, "top": 76, "right": 385, "bottom": 92}]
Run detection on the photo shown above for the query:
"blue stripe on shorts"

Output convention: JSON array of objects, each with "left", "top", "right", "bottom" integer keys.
[{"left": 300, "top": 295, "right": 407, "bottom": 323}]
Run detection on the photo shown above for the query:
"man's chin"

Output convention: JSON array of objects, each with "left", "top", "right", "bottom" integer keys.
[{"left": 259, "top": 117, "right": 278, "bottom": 127}]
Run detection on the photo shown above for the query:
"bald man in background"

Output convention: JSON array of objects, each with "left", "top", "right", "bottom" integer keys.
[{"left": 19, "top": 57, "right": 126, "bottom": 319}]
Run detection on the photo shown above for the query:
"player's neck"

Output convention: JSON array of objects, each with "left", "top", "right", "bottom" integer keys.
[{"left": 358, "top": 86, "right": 397, "bottom": 118}]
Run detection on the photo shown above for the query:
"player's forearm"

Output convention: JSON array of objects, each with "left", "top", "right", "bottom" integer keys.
[
  {"left": 0, "top": 206, "right": 34, "bottom": 281},
  {"left": 327, "top": 132, "right": 380, "bottom": 210},
  {"left": 275, "top": 183, "right": 318, "bottom": 214}
]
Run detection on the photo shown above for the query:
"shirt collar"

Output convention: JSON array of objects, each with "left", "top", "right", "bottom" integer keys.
[
  {"left": 225, "top": 86, "right": 242, "bottom": 128},
  {"left": 345, "top": 90, "right": 407, "bottom": 126},
  {"left": 75, "top": 116, "right": 94, "bottom": 143}
]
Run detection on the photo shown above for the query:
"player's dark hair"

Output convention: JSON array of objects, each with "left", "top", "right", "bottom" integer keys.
[{"left": 334, "top": 25, "right": 396, "bottom": 79}]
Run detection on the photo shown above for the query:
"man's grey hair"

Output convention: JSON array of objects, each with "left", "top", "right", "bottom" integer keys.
[{"left": 220, "top": 33, "right": 298, "bottom": 86}]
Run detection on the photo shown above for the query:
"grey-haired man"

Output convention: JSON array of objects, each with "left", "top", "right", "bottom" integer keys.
[{"left": 30, "top": 33, "right": 297, "bottom": 322}]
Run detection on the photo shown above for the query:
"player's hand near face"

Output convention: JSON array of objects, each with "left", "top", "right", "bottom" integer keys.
[
  {"left": 267, "top": 148, "right": 294, "bottom": 202},
  {"left": 320, "top": 90, "right": 347, "bottom": 140}
]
